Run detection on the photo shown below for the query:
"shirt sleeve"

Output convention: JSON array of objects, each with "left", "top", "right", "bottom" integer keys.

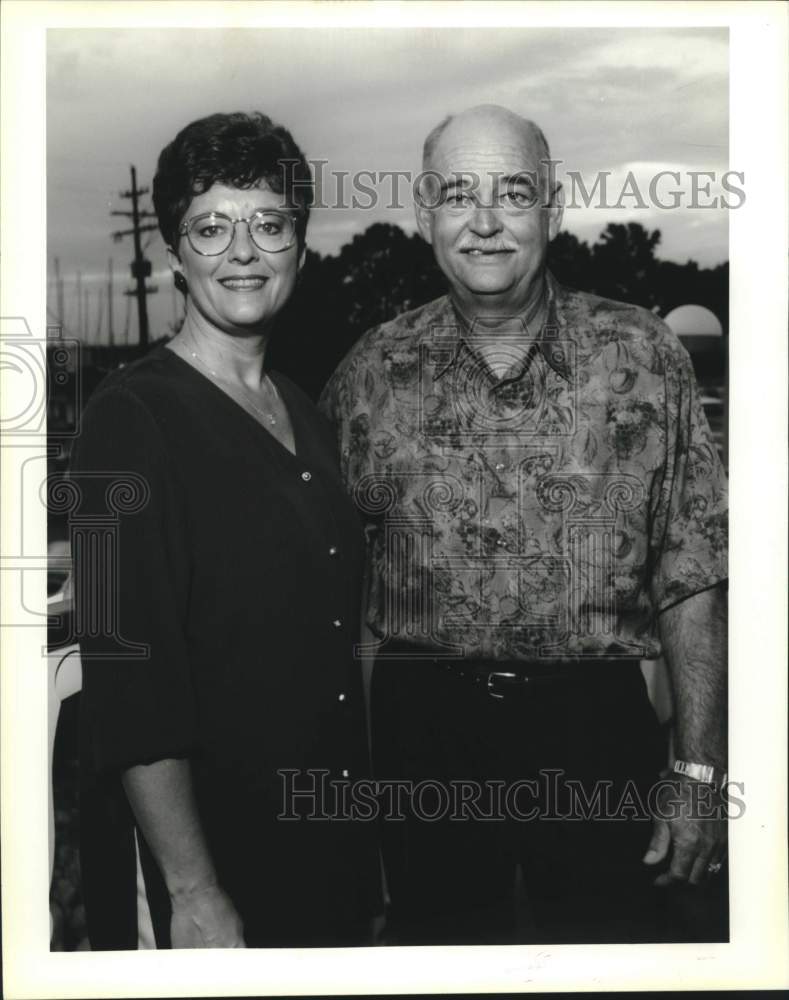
[
  {"left": 649, "top": 345, "right": 728, "bottom": 613},
  {"left": 71, "top": 384, "right": 197, "bottom": 774},
  {"left": 318, "top": 357, "right": 358, "bottom": 489},
  {"left": 317, "top": 367, "right": 341, "bottom": 441}
]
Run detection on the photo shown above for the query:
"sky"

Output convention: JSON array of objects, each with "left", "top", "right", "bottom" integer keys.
[{"left": 46, "top": 26, "right": 729, "bottom": 344}]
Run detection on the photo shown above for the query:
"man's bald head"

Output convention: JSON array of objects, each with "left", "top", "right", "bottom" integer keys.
[
  {"left": 422, "top": 105, "right": 552, "bottom": 176},
  {"left": 414, "top": 103, "right": 564, "bottom": 319}
]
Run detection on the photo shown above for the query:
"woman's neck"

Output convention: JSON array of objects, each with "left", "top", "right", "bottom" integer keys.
[{"left": 174, "top": 314, "right": 269, "bottom": 391}]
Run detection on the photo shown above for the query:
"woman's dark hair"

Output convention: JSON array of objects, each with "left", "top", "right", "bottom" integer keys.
[{"left": 153, "top": 111, "right": 313, "bottom": 252}]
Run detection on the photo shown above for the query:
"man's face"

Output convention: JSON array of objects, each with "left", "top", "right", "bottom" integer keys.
[{"left": 415, "top": 112, "right": 562, "bottom": 317}]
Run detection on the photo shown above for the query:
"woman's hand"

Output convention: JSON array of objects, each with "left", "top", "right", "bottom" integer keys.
[
  {"left": 121, "top": 760, "right": 246, "bottom": 948},
  {"left": 170, "top": 882, "right": 246, "bottom": 948}
]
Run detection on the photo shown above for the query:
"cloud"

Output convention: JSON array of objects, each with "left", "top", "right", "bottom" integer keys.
[{"left": 45, "top": 25, "right": 729, "bottom": 337}]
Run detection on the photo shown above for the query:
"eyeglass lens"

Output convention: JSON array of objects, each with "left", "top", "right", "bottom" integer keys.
[{"left": 187, "top": 212, "right": 296, "bottom": 254}]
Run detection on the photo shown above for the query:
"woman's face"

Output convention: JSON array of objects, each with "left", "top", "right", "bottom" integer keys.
[{"left": 169, "top": 181, "right": 303, "bottom": 336}]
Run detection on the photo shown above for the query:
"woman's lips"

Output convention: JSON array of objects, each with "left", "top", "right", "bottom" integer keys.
[{"left": 218, "top": 276, "right": 268, "bottom": 290}]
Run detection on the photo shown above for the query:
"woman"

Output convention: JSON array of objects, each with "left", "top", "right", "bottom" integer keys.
[{"left": 73, "top": 112, "right": 380, "bottom": 949}]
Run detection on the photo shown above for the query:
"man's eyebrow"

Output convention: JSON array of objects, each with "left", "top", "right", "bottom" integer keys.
[
  {"left": 438, "top": 174, "right": 477, "bottom": 194},
  {"left": 497, "top": 172, "right": 539, "bottom": 188},
  {"left": 432, "top": 172, "right": 541, "bottom": 197}
]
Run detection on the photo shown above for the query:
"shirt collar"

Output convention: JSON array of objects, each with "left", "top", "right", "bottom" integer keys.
[{"left": 439, "top": 271, "right": 572, "bottom": 383}]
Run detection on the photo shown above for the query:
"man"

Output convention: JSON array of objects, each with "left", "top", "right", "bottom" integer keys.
[{"left": 320, "top": 105, "right": 728, "bottom": 944}]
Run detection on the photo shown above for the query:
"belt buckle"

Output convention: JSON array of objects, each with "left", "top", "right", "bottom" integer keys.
[{"left": 486, "top": 671, "right": 518, "bottom": 699}]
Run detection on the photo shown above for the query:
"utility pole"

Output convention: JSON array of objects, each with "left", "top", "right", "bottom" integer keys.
[
  {"left": 94, "top": 289, "right": 104, "bottom": 343},
  {"left": 54, "top": 257, "right": 65, "bottom": 330},
  {"left": 76, "top": 271, "right": 83, "bottom": 338},
  {"left": 107, "top": 257, "right": 115, "bottom": 346},
  {"left": 111, "top": 165, "right": 158, "bottom": 347}
]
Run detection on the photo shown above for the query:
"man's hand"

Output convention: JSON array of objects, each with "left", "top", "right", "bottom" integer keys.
[
  {"left": 643, "top": 778, "right": 727, "bottom": 886},
  {"left": 653, "top": 586, "right": 727, "bottom": 887},
  {"left": 170, "top": 883, "right": 246, "bottom": 948}
]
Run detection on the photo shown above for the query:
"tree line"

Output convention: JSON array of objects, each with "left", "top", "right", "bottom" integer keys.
[
  {"left": 70, "top": 220, "right": 727, "bottom": 403},
  {"left": 267, "top": 220, "right": 728, "bottom": 399}
]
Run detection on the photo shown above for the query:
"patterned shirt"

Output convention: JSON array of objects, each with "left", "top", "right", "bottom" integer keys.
[{"left": 319, "top": 273, "right": 728, "bottom": 662}]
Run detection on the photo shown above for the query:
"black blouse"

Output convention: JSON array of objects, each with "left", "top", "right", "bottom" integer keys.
[{"left": 72, "top": 345, "right": 380, "bottom": 948}]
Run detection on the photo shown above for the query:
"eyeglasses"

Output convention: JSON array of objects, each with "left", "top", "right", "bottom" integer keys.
[{"left": 179, "top": 210, "right": 298, "bottom": 256}]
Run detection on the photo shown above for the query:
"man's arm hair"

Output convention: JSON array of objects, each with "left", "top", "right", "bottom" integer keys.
[{"left": 658, "top": 583, "right": 727, "bottom": 771}]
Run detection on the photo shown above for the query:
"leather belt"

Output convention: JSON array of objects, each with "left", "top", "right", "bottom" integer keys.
[
  {"left": 439, "top": 658, "right": 640, "bottom": 700},
  {"left": 374, "top": 644, "right": 640, "bottom": 700}
]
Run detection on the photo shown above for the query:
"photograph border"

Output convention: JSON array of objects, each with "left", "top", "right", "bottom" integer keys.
[{"left": 2, "top": 1, "right": 787, "bottom": 996}]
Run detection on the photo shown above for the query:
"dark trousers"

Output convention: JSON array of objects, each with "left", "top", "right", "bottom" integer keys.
[{"left": 372, "top": 656, "right": 677, "bottom": 945}]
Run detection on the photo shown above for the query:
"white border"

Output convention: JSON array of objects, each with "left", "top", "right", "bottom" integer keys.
[{"left": 2, "top": 2, "right": 787, "bottom": 996}]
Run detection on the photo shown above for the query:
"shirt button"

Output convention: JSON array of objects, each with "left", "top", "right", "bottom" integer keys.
[
  {"left": 338, "top": 692, "right": 346, "bottom": 702},
  {"left": 332, "top": 619, "right": 343, "bottom": 629},
  {"left": 301, "top": 471, "right": 312, "bottom": 482},
  {"left": 329, "top": 546, "right": 339, "bottom": 557}
]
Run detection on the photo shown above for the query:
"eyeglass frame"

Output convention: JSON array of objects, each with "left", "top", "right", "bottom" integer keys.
[{"left": 177, "top": 209, "right": 300, "bottom": 256}]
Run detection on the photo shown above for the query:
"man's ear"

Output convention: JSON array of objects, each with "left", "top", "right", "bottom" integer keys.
[
  {"left": 414, "top": 200, "right": 434, "bottom": 245},
  {"left": 414, "top": 172, "right": 438, "bottom": 245},
  {"left": 547, "top": 180, "right": 564, "bottom": 241}
]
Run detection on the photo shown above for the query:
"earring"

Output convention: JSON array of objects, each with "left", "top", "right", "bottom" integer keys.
[{"left": 173, "top": 271, "right": 188, "bottom": 294}]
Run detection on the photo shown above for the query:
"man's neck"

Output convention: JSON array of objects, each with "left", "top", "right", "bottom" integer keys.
[{"left": 451, "top": 282, "right": 550, "bottom": 381}]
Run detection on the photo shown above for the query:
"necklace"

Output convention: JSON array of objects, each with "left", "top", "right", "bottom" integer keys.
[{"left": 186, "top": 342, "right": 279, "bottom": 427}]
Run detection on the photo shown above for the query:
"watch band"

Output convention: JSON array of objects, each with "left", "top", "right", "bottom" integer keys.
[{"left": 673, "top": 759, "right": 728, "bottom": 786}]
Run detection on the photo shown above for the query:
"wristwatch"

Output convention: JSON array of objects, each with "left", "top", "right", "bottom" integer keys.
[{"left": 673, "top": 759, "right": 728, "bottom": 786}]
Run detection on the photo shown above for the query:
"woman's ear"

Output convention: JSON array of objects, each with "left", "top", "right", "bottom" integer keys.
[
  {"left": 167, "top": 247, "right": 188, "bottom": 293},
  {"left": 166, "top": 245, "right": 182, "bottom": 276}
]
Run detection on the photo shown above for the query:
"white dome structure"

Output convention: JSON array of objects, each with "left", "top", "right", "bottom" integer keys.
[{"left": 663, "top": 304, "right": 723, "bottom": 338}]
